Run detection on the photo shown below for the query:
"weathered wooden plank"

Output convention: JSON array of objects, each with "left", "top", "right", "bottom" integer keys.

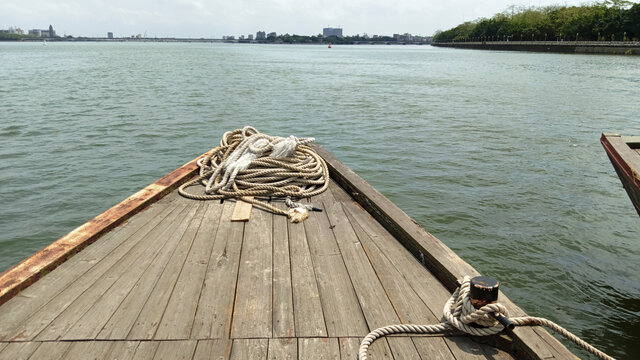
[
  {"left": 0, "top": 344, "right": 6, "bottom": 353},
  {"left": 267, "top": 338, "right": 297, "bottom": 360},
  {"left": 298, "top": 338, "right": 340, "bottom": 360},
  {"left": 6, "top": 203, "right": 187, "bottom": 342},
  {"left": 288, "top": 209, "right": 327, "bottom": 337},
  {"left": 132, "top": 341, "right": 160, "bottom": 358},
  {"left": 413, "top": 337, "right": 457, "bottom": 360},
  {"left": 271, "top": 202, "right": 296, "bottom": 338},
  {"left": 104, "top": 341, "right": 141, "bottom": 360},
  {"left": 444, "top": 337, "right": 495, "bottom": 360},
  {"left": 191, "top": 202, "right": 244, "bottom": 339},
  {"left": 342, "top": 201, "right": 439, "bottom": 325},
  {"left": 192, "top": 339, "right": 232, "bottom": 360},
  {"left": 320, "top": 188, "right": 400, "bottom": 329},
  {"left": 63, "top": 341, "right": 113, "bottom": 360},
  {"left": 322, "top": 185, "right": 426, "bottom": 359},
  {"left": 336, "top": 184, "right": 450, "bottom": 320},
  {"left": 0, "top": 342, "right": 40, "bottom": 360},
  {"left": 153, "top": 340, "right": 197, "bottom": 360},
  {"left": 314, "top": 146, "right": 575, "bottom": 360},
  {"left": 231, "top": 197, "right": 254, "bottom": 221},
  {"left": 387, "top": 338, "right": 422, "bottom": 360},
  {"left": 127, "top": 203, "right": 215, "bottom": 340},
  {"left": 230, "top": 206, "right": 273, "bottom": 338},
  {"left": 339, "top": 338, "right": 361, "bottom": 360},
  {"left": 304, "top": 191, "right": 368, "bottom": 337},
  {"left": 477, "top": 341, "right": 514, "bottom": 360},
  {"left": 97, "top": 201, "right": 207, "bottom": 340},
  {"left": 530, "top": 327, "right": 578, "bottom": 360},
  {"left": 621, "top": 135, "right": 640, "bottom": 144},
  {"left": 64, "top": 202, "right": 204, "bottom": 340},
  {"left": 0, "top": 197, "right": 177, "bottom": 341},
  {"left": 230, "top": 339, "right": 268, "bottom": 360},
  {"left": 0, "top": 148, "right": 211, "bottom": 307},
  {"left": 26, "top": 341, "right": 72, "bottom": 359},
  {"left": 35, "top": 203, "right": 191, "bottom": 341},
  {"left": 366, "top": 337, "right": 394, "bottom": 360},
  {"left": 155, "top": 202, "right": 224, "bottom": 340}
]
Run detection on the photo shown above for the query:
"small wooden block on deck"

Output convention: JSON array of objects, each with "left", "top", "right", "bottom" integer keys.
[{"left": 231, "top": 197, "right": 254, "bottom": 222}]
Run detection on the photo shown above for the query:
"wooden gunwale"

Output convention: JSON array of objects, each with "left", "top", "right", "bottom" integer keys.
[
  {"left": 0, "top": 145, "right": 574, "bottom": 359},
  {"left": 0, "top": 149, "right": 214, "bottom": 306},
  {"left": 601, "top": 133, "right": 640, "bottom": 216}
]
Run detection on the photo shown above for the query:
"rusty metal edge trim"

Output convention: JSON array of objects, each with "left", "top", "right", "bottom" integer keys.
[
  {"left": 311, "top": 144, "right": 577, "bottom": 360},
  {"left": 601, "top": 133, "right": 640, "bottom": 216},
  {"left": 0, "top": 150, "right": 213, "bottom": 306}
]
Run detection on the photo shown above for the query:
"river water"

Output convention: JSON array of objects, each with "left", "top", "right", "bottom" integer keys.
[{"left": 1, "top": 42, "right": 638, "bottom": 358}]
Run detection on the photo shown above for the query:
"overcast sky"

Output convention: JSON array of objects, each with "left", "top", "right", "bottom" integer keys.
[{"left": 1, "top": 0, "right": 595, "bottom": 38}]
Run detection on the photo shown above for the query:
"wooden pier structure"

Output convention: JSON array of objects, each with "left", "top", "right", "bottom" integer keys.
[{"left": 0, "top": 146, "right": 576, "bottom": 359}]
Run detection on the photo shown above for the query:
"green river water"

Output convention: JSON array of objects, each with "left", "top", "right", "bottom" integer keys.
[{"left": 0, "top": 42, "right": 639, "bottom": 358}]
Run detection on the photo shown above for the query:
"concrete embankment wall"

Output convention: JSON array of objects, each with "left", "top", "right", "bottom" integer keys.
[{"left": 432, "top": 41, "right": 640, "bottom": 55}]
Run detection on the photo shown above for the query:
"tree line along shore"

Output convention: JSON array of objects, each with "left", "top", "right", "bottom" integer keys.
[{"left": 433, "top": 0, "right": 640, "bottom": 42}]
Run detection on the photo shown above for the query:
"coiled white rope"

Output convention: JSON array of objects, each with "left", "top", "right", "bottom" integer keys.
[
  {"left": 179, "top": 126, "right": 328, "bottom": 222},
  {"left": 359, "top": 276, "right": 615, "bottom": 360}
]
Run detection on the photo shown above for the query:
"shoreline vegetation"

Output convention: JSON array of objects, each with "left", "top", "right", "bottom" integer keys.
[{"left": 433, "top": 0, "right": 640, "bottom": 43}]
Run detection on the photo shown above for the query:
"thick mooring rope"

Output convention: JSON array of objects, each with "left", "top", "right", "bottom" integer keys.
[
  {"left": 178, "top": 126, "right": 329, "bottom": 220},
  {"left": 359, "top": 276, "right": 615, "bottom": 360}
]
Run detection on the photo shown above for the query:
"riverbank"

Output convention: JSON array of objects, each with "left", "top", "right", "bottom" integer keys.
[{"left": 432, "top": 41, "right": 640, "bottom": 55}]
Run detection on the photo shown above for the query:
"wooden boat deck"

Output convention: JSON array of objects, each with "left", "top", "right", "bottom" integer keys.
[{"left": 0, "top": 146, "right": 575, "bottom": 359}]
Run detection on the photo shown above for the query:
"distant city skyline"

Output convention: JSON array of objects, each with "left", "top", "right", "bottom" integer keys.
[{"left": 1, "top": 0, "right": 598, "bottom": 38}]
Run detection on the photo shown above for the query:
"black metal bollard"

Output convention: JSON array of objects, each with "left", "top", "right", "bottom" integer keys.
[{"left": 470, "top": 276, "right": 515, "bottom": 330}]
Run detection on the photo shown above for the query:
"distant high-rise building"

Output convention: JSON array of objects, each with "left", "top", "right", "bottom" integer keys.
[
  {"left": 248, "top": 34, "right": 254, "bottom": 40},
  {"left": 48, "top": 25, "right": 55, "bottom": 38},
  {"left": 107, "top": 32, "right": 113, "bottom": 39},
  {"left": 323, "top": 27, "right": 342, "bottom": 37},
  {"left": 256, "top": 31, "right": 265, "bottom": 40}
]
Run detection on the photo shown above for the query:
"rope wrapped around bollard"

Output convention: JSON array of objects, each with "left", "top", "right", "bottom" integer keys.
[
  {"left": 178, "top": 126, "right": 329, "bottom": 222},
  {"left": 359, "top": 276, "right": 615, "bottom": 360}
]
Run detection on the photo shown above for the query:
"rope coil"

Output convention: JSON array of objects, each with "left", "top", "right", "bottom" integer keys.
[
  {"left": 179, "top": 127, "right": 329, "bottom": 221},
  {"left": 359, "top": 276, "right": 615, "bottom": 360}
]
